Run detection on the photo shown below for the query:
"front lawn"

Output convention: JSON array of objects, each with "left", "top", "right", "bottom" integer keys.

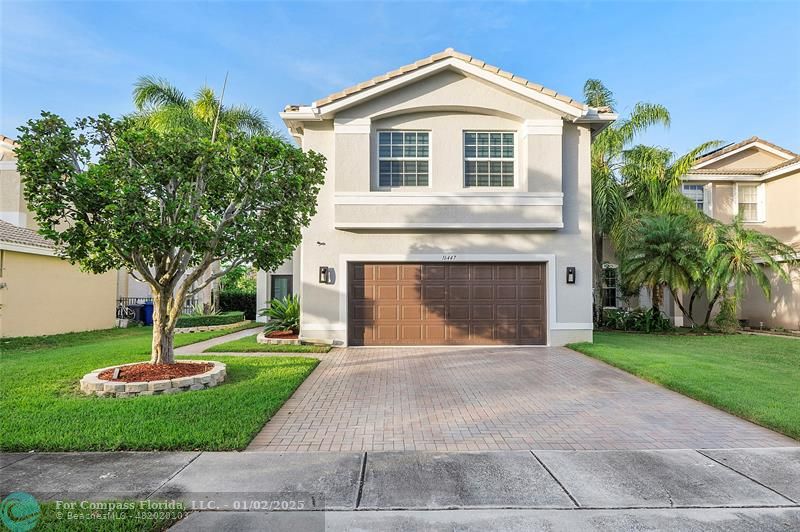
[
  {"left": 37, "top": 501, "right": 186, "bottom": 532},
  {"left": 569, "top": 332, "right": 800, "bottom": 440},
  {"left": 1, "top": 326, "right": 318, "bottom": 451},
  {"left": 205, "top": 334, "right": 331, "bottom": 353}
]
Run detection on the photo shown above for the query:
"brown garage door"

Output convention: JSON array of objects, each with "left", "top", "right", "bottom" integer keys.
[{"left": 348, "top": 262, "right": 546, "bottom": 346}]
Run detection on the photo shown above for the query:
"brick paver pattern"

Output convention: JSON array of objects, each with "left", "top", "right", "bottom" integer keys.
[{"left": 247, "top": 346, "right": 798, "bottom": 452}]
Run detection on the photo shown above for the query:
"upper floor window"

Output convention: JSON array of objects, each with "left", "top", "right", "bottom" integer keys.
[
  {"left": 681, "top": 184, "right": 704, "bottom": 211},
  {"left": 378, "top": 131, "right": 429, "bottom": 187},
  {"left": 737, "top": 184, "right": 760, "bottom": 222},
  {"left": 464, "top": 131, "right": 514, "bottom": 187}
]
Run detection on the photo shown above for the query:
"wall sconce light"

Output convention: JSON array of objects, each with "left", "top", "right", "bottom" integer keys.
[
  {"left": 319, "top": 267, "right": 330, "bottom": 284},
  {"left": 566, "top": 267, "right": 576, "bottom": 284}
]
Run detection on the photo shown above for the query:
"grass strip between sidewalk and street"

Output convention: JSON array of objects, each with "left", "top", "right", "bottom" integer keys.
[{"left": 204, "top": 334, "right": 331, "bottom": 353}]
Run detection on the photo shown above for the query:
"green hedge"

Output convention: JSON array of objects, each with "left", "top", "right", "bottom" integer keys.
[
  {"left": 219, "top": 290, "right": 257, "bottom": 320},
  {"left": 175, "top": 311, "right": 245, "bottom": 328}
]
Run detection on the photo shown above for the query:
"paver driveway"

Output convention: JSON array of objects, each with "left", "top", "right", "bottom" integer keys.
[{"left": 247, "top": 346, "right": 797, "bottom": 452}]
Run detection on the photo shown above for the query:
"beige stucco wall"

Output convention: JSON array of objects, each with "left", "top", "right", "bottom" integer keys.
[
  {"left": 740, "top": 264, "right": 800, "bottom": 331},
  {"left": 0, "top": 250, "right": 117, "bottom": 337},
  {"left": 702, "top": 147, "right": 786, "bottom": 170},
  {"left": 292, "top": 71, "right": 594, "bottom": 346},
  {"left": 761, "top": 169, "right": 800, "bottom": 245},
  {"left": 0, "top": 163, "right": 36, "bottom": 229}
]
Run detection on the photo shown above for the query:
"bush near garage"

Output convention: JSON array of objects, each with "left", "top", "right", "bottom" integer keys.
[
  {"left": 175, "top": 311, "right": 245, "bottom": 328},
  {"left": 219, "top": 290, "right": 257, "bottom": 320}
]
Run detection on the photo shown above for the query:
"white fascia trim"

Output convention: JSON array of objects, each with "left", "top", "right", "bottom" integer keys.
[
  {"left": 337, "top": 253, "right": 588, "bottom": 347},
  {"left": 683, "top": 174, "right": 766, "bottom": 182},
  {"left": 333, "top": 117, "right": 371, "bottom": 134},
  {"left": 335, "top": 222, "right": 564, "bottom": 230},
  {"left": 334, "top": 192, "right": 563, "bottom": 206},
  {"left": 763, "top": 160, "right": 800, "bottom": 180},
  {"left": 0, "top": 242, "right": 57, "bottom": 257},
  {"left": 316, "top": 58, "right": 585, "bottom": 119},
  {"left": 0, "top": 161, "right": 17, "bottom": 170},
  {"left": 694, "top": 141, "right": 795, "bottom": 169},
  {"left": 754, "top": 252, "right": 800, "bottom": 264},
  {"left": 522, "top": 119, "right": 563, "bottom": 136}
]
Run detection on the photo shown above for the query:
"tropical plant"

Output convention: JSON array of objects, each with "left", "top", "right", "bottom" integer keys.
[
  {"left": 17, "top": 105, "right": 325, "bottom": 364},
  {"left": 583, "top": 80, "right": 671, "bottom": 318},
  {"left": 600, "top": 307, "right": 673, "bottom": 333},
  {"left": 133, "top": 76, "right": 271, "bottom": 138},
  {"left": 702, "top": 216, "right": 797, "bottom": 327},
  {"left": 618, "top": 213, "right": 704, "bottom": 318},
  {"left": 260, "top": 295, "right": 300, "bottom": 334}
]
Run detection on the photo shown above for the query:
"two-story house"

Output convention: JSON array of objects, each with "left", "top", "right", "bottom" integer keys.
[
  {"left": 257, "top": 49, "right": 615, "bottom": 346},
  {"left": 681, "top": 137, "right": 800, "bottom": 330}
]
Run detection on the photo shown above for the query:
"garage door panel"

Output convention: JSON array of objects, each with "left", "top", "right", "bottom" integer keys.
[{"left": 348, "top": 262, "right": 546, "bottom": 346}]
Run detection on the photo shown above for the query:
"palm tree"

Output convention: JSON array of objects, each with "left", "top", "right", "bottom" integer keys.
[
  {"left": 619, "top": 214, "right": 704, "bottom": 318},
  {"left": 703, "top": 216, "right": 797, "bottom": 327},
  {"left": 584, "top": 80, "right": 670, "bottom": 318},
  {"left": 132, "top": 76, "right": 271, "bottom": 138}
]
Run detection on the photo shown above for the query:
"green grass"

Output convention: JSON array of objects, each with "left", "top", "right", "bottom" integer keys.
[
  {"left": 204, "top": 334, "right": 331, "bottom": 353},
  {"left": 569, "top": 332, "right": 800, "bottom": 439},
  {"left": 37, "top": 501, "right": 186, "bottom": 531},
  {"left": 0, "top": 325, "right": 318, "bottom": 451}
]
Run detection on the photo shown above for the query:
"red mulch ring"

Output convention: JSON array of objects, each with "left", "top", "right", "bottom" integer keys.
[
  {"left": 266, "top": 330, "right": 298, "bottom": 339},
  {"left": 98, "top": 362, "right": 213, "bottom": 382}
]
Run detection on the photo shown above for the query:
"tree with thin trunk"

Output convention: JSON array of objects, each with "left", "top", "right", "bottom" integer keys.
[
  {"left": 16, "top": 103, "right": 325, "bottom": 364},
  {"left": 618, "top": 214, "right": 704, "bottom": 317},
  {"left": 702, "top": 216, "right": 796, "bottom": 327},
  {"left": 583, "top": 80, "right": 670, "bottom": 321}
]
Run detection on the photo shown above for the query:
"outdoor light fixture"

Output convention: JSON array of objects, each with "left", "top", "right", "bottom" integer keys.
[
  {"left": 566, "top": 267, "right": 576, "bottom": 284},
  {"left": 319, "top": 267, "right": 330, "bottom": 284}
]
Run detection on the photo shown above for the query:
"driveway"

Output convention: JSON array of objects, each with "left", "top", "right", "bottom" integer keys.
[{"left": 247, "top": 346, "right": 796, "bottom": 452}]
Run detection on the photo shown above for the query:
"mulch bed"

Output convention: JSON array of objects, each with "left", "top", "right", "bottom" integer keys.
[
  {"left": 98, "top": 362, "right": 213, "bottom": 382},
  {"left": 266, "top": 330, "right": 298, "bottom": 339}
]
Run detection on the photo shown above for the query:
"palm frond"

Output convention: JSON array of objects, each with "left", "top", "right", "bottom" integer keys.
[
  {"left": 133, "top": 76, "right": 189, "bottom": 111},
  {"left": 583, "top": 79, "right": 615, "bottom": 110}
]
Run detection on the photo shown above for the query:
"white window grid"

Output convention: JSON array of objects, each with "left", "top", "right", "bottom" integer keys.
[
  {"left": 377, "top": 131, "right": 430, "bottom": 187},
  {"left": 681, "top": 184, "right": 705, "bottom": 211},
  {"left": 464, "top": 131, "right": 515, "bottom": 187},
  {"left": 737, "top": 184, "right": 759, "bottom": 222}
]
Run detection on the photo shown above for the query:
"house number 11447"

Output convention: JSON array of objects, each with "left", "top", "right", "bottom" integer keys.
[{"left": 442, "top": 255, "right": 457, "bottom": 261}]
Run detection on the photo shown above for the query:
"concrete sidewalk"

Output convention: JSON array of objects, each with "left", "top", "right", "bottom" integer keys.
[
  {"left": 173, "top": 326, "right": 260, "bottom": 355},
  {"left": 2, "top": 448, "right": 798, "bottom": 530}
]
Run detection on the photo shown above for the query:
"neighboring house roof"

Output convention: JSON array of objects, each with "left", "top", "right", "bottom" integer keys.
[
  {"left": 0, "top": 220, "right": 56, "bottom": 256},
  {"left": 281, "top": 48, "right": 616, "bottom": 133},
  {"left": 685, "top": 137, "right": 799, "bottom": 182},
  {"left": 692, "top": 136, "right": 797, "bottom": 169}
]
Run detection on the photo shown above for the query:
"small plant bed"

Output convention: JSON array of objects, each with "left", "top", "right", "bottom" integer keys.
[
  {"left": 175, "top": 311, "right": 245, "bottom": 328},
  {"left": 265, "top": 330, "right": 298, "bottom": 339},
  {"left": 205, "top": 334, "right": 331, "bottom": 353},
  {"left": 81, "top": 361, "right": 226, "bottom": 398},
  {"left": 98, "top": 362, "right": 214, "bottom": 381},
  {"left": 258, "top": 330, "right": 300, "bottom": 345}
]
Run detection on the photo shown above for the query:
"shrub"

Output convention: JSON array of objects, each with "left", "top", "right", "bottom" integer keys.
[
  {"left": 259, "top": 295, "right": 300, "bottom": 334},
  {"left": 219, "top": 290, "right": 257, "bottom": 320},
  {"left": 714, "top": 297, "right": 739, "bottom": 334},
  {"left": 175, "top": 311, "right": 245, "bottom": 328},
  {"left": 600, "top": 307, "right": 673, "bottom": 333}
]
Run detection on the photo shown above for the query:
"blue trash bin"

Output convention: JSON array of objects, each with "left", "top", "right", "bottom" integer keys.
[{"left": 142, "top": 301, "right": 154, "bottom": 325}]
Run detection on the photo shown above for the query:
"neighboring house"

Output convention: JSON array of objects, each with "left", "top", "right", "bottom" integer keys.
[
  {"left": 258, "top": 48, "right": 615, "bottom": 346},
  {"left": 0, "top": 220, "right": 117, "bottom": 337},
  {"left": 681, "top": 137, "right": 800, "bottom": 330},
  {"left": 598, "top": 137, "right": 799, "bottom": 331}
]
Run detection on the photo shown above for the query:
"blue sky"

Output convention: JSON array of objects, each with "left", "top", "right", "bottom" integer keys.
[{"left": 2, "top": 1, "right": 799, "bottom": 154}]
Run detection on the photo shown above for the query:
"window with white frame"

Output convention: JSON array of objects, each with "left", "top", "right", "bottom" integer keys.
[
  {"left": 378, "top": 131, "right": 429, "bottom": 187},
  {"left": 681, "top": 184, "right": 705, "bottom": 211},
  {"left": 464, "top": 131, "right": 514, "bottom": 187},
  {"left": 602, "top": 265, "right": 619, "bottom": 308},
  {"left": 737, "top": 184, "right": 759, "bottom": 222}
]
